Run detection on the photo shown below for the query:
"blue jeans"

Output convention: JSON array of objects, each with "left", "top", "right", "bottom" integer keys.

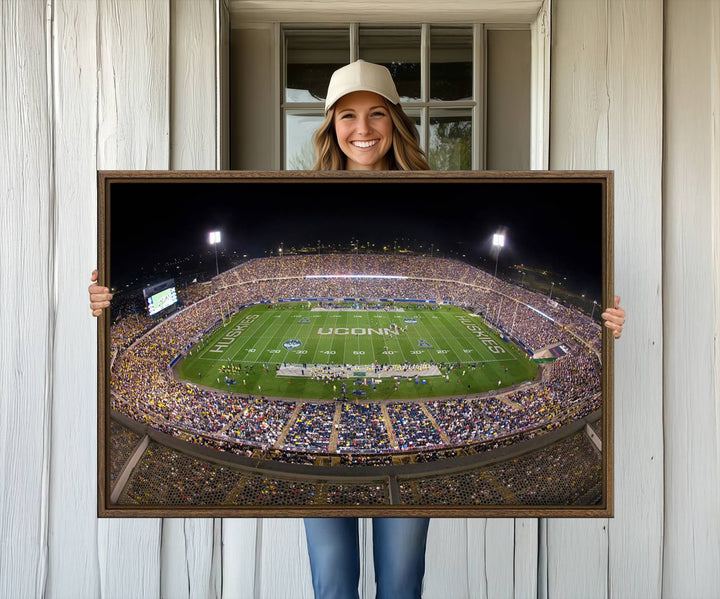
[{"left": 303, "top": 517, "right": 430, "bottom": 599}]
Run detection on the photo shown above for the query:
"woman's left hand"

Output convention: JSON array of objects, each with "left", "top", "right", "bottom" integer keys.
[{"left": 601, "top": 295, "right": 626, "bottom": 339}]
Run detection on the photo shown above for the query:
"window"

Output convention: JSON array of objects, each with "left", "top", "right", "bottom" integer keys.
[
  {"left": 229, "top": 23, "right": 531, "bottom": 171},
  {"left": 283, "top": 25, "right": 482, "bottom": 170}
]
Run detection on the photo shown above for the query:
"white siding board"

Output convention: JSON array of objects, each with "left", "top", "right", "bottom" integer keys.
[
  {"left": 47, "top": 0, "right": 101, "bottom": 597},
  {"left": 513, "top": 519, "right": 539, "bottom": 599},
  {"left": 256, "top": 518, "right": 314, "bottom": 599},
  {"left": 483, "top": 519, "right": 517, "bottom": 598},
  {"left": 550, "top": 1, "right": 665, "bottom": 598},
  {"left": 221, "top": 518, "right": 259, "bottom": 599},
  {"left": 546, "top": 522, "right": 607, "bottom": 599},
  {"left": 161, "top": 520, "right": 218, "bottom": 599},
  {"left": 96, "top": 1, "right": 169, "bottom": 595},
  {"left": 162, "top": 1, "right": 221, "bottom": 597},
  {"left": 605, "top": 1, "right": 664, "bottom": 597},
  {"left": 209, "top": 519, "right": 224, "bottom": 599},
  {"left": 420, "top": 518, "right": 518, "bottom": 599},
  {"left": 537, "top": 519, "right": 547, "bottom": 599},
  {"left": 170, "top": 0, "right": 217, "bottom": 170},
  {"left": 548, "top": 4, "right": 610, "bottom": 595},
  {"left": 97, "top": 0, "right": 170, "bottom": 170},
  {"left": 550, "top": 0, "right": 609, "bottom": 170},
  {"left": 663, "top": 1, "right": 720, "bottom": 596},
  {"left": 424, "top": 519, "right": 471, "bottom": 599},
  {"left": 360, "top": 518, "right": 372, "bottom": 599},
  {"left": 0, "top": 1, "right": 52, "bottom": 598},
  {"left": 98, "top": 520, "right": 161, "bottom": 599}
]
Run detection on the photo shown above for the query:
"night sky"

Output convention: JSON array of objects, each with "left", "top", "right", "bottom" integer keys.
[{"left": 108, "top": 177, "right": 605, "bottom": 299}]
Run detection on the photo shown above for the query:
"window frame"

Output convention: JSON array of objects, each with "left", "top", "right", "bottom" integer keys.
[{"left": 232, "top": 2, "right": 551, "bottom": 171}]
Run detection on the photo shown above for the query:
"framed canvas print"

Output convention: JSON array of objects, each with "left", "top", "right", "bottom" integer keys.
[{"left": 97, "top": 170, "right": 613, "bottom": 518}]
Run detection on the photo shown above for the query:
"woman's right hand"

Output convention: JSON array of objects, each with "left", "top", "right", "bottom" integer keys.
[{"left": 89, "top": 269, "right": 113, "bottom": 317}]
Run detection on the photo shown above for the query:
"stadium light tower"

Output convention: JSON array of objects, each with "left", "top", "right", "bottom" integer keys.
[
  {"left": 591, "top": 299, "right": 599, "bottom": 319},
  {"left": 492, "top": 232, "right": 505, "bottom": 278},
  {"left": 549, "top": 281, "right": 555, "bottom": 300},
  {"left": 209, "top": 231, "right": 221, "bottom": 276}
]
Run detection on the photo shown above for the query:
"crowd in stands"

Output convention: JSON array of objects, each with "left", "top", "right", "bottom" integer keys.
[
  {"left": 388, "top": 402, "right": 444, "bottom": 450},
  {"left": 111, "top": 421, "right": 600, "bottom": 506},
  {"left": 281, "top": 402, "right": 335, "bottom": 452},
  {"left": 109, "top": 311, "right": 154, "bottom": 356},
  {"left": 224, "top": 398, "right": 297, "bottom": 447},
  {"left": 109, "top": 420, "right": 142, "bottom": 490},
  {"left": 398, "top": 431, "right": 601, "bottom": 505},
  {"left": 323, "top": 483, "right": 388, "bottom": 505},
  {"left": 334, "top": 402, "right": 393, "bottom": 452},
  {"left": 120, "top": 442, "right": 242, "bottom": 505},
  {"left": 109, "top": 254, "right": 602, "bottom": 466}
]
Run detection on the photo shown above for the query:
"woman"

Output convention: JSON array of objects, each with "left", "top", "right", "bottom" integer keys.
[
  {"left": 88, "top": 60, "right": 626, "bottom": 599},
  {"left": 302, "top": 60, "right": 432, "bottom": 599}
]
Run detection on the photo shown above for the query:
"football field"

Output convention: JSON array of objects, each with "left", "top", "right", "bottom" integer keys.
[{"left": 175, "top": 303, "right": 538, "bottom": 400}]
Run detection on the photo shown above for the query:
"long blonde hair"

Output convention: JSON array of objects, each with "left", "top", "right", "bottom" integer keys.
[{"left": 312, "top": 100, "right": 430, "bottom": 171}]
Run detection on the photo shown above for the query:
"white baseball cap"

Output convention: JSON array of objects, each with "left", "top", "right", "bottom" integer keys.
[{"left": 324, "top": 59, "right": 400, "bottom": 112}]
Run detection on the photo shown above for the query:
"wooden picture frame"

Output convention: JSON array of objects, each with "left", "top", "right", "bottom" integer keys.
[{"left": 97, "top": 170, "right": 613, "bottom": 518}]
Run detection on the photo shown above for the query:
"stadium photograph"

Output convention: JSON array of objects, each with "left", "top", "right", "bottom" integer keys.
[{"left": 98, "top": 170, "right": 612, "bottom": 517}]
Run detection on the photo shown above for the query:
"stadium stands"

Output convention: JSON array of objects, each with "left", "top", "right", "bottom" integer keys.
[{"left": 106, "top": 254, "right": 605, "bottom": 506}]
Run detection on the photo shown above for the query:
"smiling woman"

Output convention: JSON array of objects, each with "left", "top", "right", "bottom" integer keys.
[{"left": 311, "top": 59, "right": 430, "bottom": 172}]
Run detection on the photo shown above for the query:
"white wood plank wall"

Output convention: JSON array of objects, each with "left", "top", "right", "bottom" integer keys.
[
  {"left": 95, "top": 0, "right": 168, "bottom": 596},
  {"left": 663, "top": 1, "right": 720, "bottom": 596},
  {"left": 549, "top": 2, "right": 664, "bottom": 598},
  {"left": 0, "top": 1, "right": 52, "bottom": 598},
  {"left": 47, "top": 0, "right": 100, "bottom": 596},
  {"left": 1, "top": 0, "right": 719, "bottom": 597}
]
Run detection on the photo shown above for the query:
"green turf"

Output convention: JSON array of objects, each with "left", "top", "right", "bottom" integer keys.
[{"left": 175, "top": 303, "right": 537, "bottom": 400}]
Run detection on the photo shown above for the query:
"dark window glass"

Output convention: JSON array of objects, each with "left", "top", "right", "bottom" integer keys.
[
  {"left": 359, "top": 27, "right": 421, "bottom": 102},
  {"left": 285, "top": 30, "right": 350, "bottom": 103},
  {"left": 430, "top": 27, "right": 473, "bottom": 101}
]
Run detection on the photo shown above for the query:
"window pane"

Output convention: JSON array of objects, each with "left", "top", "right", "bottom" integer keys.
[
  {"left": 359, "top": 27, "right": 421, "bottom": 102},
  {"left": 430, "top": 27, "right": 473, "bottom": 101},
  {"left": 429, "top": 109, "right": 472, "bottom": 170},
  {"left": 285, "top": 30, "right": 350, "bottom": 103},
  {"left": 285, "top": 112, "right": 324, "bottom": 169},
  {"left": 402, "top": 109, "right": 423, "bottom": 148}
]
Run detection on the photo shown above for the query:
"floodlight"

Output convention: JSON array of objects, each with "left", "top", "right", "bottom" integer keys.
[
  {"left": 492, "top": 231, "right": 506, "bottom": 279},
  {"left": 209, "top": 231, "right": 221, "bottom": 276}
]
